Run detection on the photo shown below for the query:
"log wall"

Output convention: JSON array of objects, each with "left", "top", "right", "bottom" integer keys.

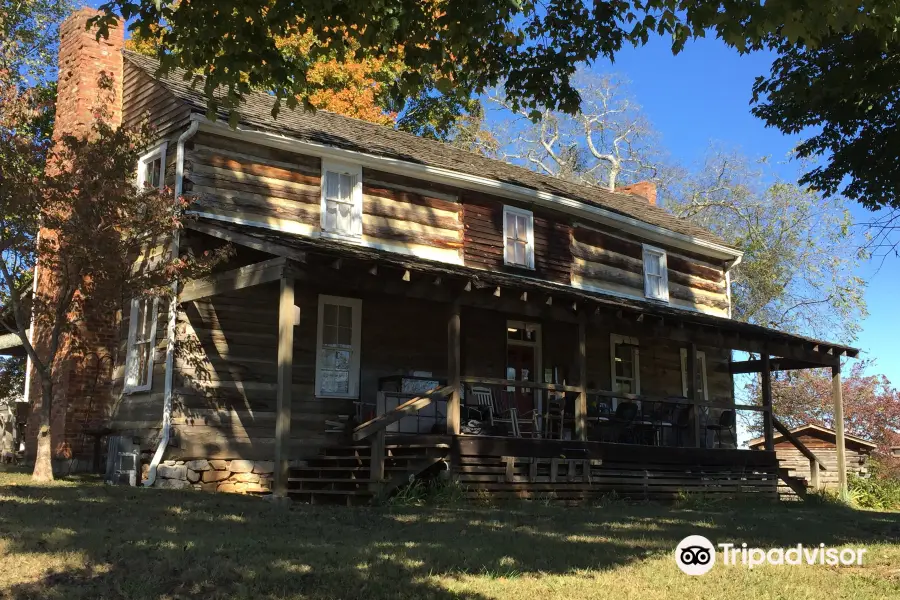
[
  {"left": 773, "top": 434, "right": 871, "bottom": 488},
  {"left": 571, "top": 224, "right": 730, "bottom": 317}
]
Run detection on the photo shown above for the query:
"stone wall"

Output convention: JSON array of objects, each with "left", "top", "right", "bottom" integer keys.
[{"left": 146, "top": 459, "right": 274, "bottom": 493}]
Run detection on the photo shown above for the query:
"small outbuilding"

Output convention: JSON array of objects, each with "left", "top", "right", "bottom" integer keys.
[{"left": 748, "top": 424, "right": 876, "bottom": 489}]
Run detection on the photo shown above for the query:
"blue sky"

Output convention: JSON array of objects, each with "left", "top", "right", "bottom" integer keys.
[{"left": 589, "top": 35, "right": 900, "bottom": 384}]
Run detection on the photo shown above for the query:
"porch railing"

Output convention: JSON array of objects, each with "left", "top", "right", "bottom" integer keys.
[
  {"left": 457, "top": 376, "right": 770, "bottom": 448},
  {"left": 352, "top": 386, "right": 453, "bottom": 490},
  {"left": 772, "top": 415, "right": 827, "bottom": 490}
]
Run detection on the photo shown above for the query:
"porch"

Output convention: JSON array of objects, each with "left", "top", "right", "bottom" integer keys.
[{"left": 172, "top": 220, "right": 857, "bottom": 502}]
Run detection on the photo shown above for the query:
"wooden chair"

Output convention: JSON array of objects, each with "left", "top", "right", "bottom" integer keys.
[
  {"left": 544, "top": 393, "right": 566, "bottom": 440},
  {"left": 469, "top": 385, "right": 524, "bottom": 437},
  {"left": 610, "top": 401, "right": 639, "bottom": 443}
]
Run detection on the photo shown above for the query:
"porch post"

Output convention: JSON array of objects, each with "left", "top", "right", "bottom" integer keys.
[
  {"left": 576, "top": 313, "right": 587, "bottom": 441},
  {"left": 687, "top": 343, "right": 700, "bottom": 447},
  {"left": 832, "top": 364, "right": 848, "bottom": 500},
  {"left": 761, "top": 353, "right": 774, "bottom": 452},
  {"left": 274, "top": 276, "right": 295, "bottom": 497},
  {"left": 447, "top": 299, "right": 461, "bottom": 435}
]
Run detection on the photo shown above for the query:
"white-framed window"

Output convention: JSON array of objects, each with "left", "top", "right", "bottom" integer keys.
[
  {"left": 642, "top": 244, "right": 669, "bottom": 301},
  {"left": 315, "top": 295, "right": 362, "bottom": 398},
  {"left": 124, "top": 296, "right": 160, "bottom": 393},
  {"left": 136, "top": 143, "right": 167, "bottom": 190},
  {"left": 680, "top": 348, "right": 709, "bottom": 401},
  {"left": 320, "top": 160, "right": 363, "bottom": 237},
  {"left": 610, "top": 334, "right": 640, "bottom": 400},
  {"left": 502, "top": 205, "right": 535, "bottom": 269}
]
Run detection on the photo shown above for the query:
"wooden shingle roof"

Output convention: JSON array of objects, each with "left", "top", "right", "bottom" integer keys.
[{"left": 124, "top": 51, "right": 734, "bottom": 251}]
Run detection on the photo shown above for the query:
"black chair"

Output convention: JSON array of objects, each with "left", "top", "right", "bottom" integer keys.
[
  {"left": 671, "top": 404, "right": 692, "bottom": 447},
  {"left": 707, "top": 410, "right": 736, "bottom": 448},
  {"left": 611, "top": 401, "right": 639, "bottom": 443}
]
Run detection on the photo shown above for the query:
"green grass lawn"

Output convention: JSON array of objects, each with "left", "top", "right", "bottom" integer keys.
[{"left": 1, "top": 469, "right": 899, "bottom": 600}]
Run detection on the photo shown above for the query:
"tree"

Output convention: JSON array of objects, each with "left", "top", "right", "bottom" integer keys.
[
  {"left": 486, "top": 76, "right": 867, "bottom": 341},
  {"left": 1, "top": 1, "right": 72, "bottom": 82},
  {"left": 92, "top": 2, "right": 900, "bottom": 124},
  {"left": 488, "top": 71, "right": 661, "bottom": 190},
  {"left": 747, "top": 361, "right": 900, "bottom": 475},
  {"left": 663, "top": 151, "right": 867, "bottom": 342},
  {"left": 124, "top": 16, "right": 475, "bottom": 139},
  {"left": 0, "top": 74, "right": 226, "bottom": 481}
]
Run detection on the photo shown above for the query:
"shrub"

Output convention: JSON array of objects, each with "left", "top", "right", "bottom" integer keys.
[{"left": 848, "top": 474, "right": 900, "bottom": 511}]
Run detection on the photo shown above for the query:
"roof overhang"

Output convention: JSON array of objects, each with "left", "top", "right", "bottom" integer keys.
[
  {"left": 185, "top": 219, "right": 857, "bottom": 365},
  {"left": 748, "top": 424, "right": 877, "bottom": 450},
  {"left": 0, "top": 333, "right": 25, "bottom": 357},
  {"left": 190, "top": 115, "right": 744, "bottom": 265}
]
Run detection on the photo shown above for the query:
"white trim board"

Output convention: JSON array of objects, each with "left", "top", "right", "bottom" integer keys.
[{"left": 190, "top": 116, "right": 743, "bottom": 262}]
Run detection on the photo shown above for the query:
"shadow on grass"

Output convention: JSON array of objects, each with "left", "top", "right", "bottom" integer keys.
[{"left": 0, "top": 474, "right": 898, "bottom": 599}]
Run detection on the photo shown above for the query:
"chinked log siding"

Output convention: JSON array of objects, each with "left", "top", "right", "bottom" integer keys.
[
  {"left": 462, "top": 192, "right": 572, "bottom": 284},
  {"left": 571, "top": 226, "right": 729, "bottom": 316}
]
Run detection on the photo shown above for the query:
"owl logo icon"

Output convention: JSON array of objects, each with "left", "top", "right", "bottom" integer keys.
[{"left": 675, "top": 535, "right": 716, "bottom": 575}]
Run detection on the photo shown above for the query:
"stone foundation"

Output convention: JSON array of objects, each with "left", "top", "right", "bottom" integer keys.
[{"left": 143, "top": 459, "right": 274, "bottom": 493}]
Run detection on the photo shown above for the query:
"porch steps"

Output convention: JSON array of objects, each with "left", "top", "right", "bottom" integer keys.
[
  {"left": 286, "top": 439, "right": 450, "bottom": 504},
  {"left": 777, "top": 467, "right": 809, "bottom": 501}
]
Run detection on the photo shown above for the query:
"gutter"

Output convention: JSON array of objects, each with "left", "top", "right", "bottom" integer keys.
[
  {"left": 144, "top": 120, "right": 199, "bottom": 487},
  {"left": 189, "top": 115, "right": 744, "bottom": 263}
]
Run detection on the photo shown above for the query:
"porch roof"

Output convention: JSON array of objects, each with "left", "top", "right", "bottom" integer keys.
[
  {"left": 747, "top": 424, "right": 877, "bottom": 452},
  {"left": 186, "top": 218, "right": 859, "bottom": 365}
]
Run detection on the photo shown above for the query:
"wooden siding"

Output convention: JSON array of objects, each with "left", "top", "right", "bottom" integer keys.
[
  {"left": 361, "top": 169, "right": 463, "bottom": 263},
  {"left": 571, "top": 224, "right": 730, "bottom": 316},
  {"left": 773, "top": 434, "right": 870, "bottom": 488},
  {"left": 462, "top": 192, "right": 572, "bottom": 284},
  {"left": 186, "top": 132, "right": 322, "bottom": 233},
  {"left": 122, "top": 61, "right": 191, "bottom": 134}
]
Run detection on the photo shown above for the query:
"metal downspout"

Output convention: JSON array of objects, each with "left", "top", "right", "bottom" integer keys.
[{"left": 144, "top": 120, "right": 199, "bottom": 486}]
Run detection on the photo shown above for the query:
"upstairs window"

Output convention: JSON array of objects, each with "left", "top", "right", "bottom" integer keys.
[
  {"left": 124, "top": 297, "right": 159, "bottom": 393},
  {"left": 137, "top": 143, "right": 167, "bottom": 190},
  {"left": 315, "top": 295, "right": 362, "bottom": 398},
  {"left": 320, "top": 160, "right": 362, "bottom": 237},
  {"left": 503, "top": 205, "right": 535, "bottom": 268},
  {"left": 642, "top": 244, "right": 669, "bottom": 301}
]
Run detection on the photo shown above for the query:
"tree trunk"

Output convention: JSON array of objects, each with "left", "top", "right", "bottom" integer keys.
[{"left": 31, "top": 382, "right": 54, "bottom": 483}]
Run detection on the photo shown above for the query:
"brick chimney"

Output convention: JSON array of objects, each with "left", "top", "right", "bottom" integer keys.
[
  {"left": 25, "top": 8, "right": 124, "bottom": 470},
  {"left": 54, "top": 7, "right": 124, "bottom": 140},
  {"left": 617, "top": 181, "right": 657, "bottom": 205}
]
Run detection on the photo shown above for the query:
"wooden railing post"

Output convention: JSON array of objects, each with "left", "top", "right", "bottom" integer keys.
[
  {"left": 809, "top": 457, "right": 820, "bottom": 492},
  {"left": 273, "top": 276, "right": 295, "bottom": 497},
  {"left": 761, "top": 354, "right": 774, "bottom": 452},
  {"left": 369, "top": 396, "right": 386, "bottom": 492},
  {"left": 576, "top": 312, "right": 587, "bottom": 441},
  {"left": 832, "top": 364, "right": 848, "bottom": 501},
  {"left": 687, "top": 343, "right": 700, "bottom": 447},
  {"left": 447, "top": 300, "right": 461, "bottom": 435}
]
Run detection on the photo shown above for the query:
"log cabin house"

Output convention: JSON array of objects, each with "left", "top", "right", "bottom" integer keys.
[{"left": 25, "top": 10, "right": 861, "bottom": 503}]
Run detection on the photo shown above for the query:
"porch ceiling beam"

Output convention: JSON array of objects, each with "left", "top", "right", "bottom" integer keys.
[
  {"left": 186, "top": 221, "right": 307, "bottom": 263},
  {"left": 730, "top": 358, "right": 828, "bottom": 374},
  {"left": 179, "top": 257, "right": 290, "bottom": 303}
]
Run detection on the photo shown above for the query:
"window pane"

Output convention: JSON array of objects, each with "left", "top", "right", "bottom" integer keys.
[
  {"left": 324, "top": 201, "right": 337, "bottom": 231},
  {"left": 336, "top": 326, "right": 352, "bottom": 346},
  {"left": 645, "top": 255, "right": 659, "bottom": 276},
  {"left": 320, "top": 369, "right": 350, "bottom": 394},
  {"left": 339, "top": 173, "right": 353, "bottom": 201},
  {"left": 615, "top": 378, "right": 633, "bottom": 394},
  {"left": 514, "top": 241, "right": 526, "bottom": 265},
  {"left": 323, "top": 325, "right": 338, "bottom": 346},
  {"left": 338, "top": 305, "right": 352, "bottom": 328},
  {"left": 505, "top": 242, "right": 516, "bottom": 264},
  {"left": 516, "top": 215, "right": 529, "bottom": 241},
  {"left": 323, "top": 303, "right": 338, "bottom": 326},
  {"left": 322, "top": 349, "right": 351, "bottom": 370},
  {"left": 149, "top": 158, "right": 162, "bottom": 188},
  {"left": 136, "top": 344, "right": 151, "bottom": 387},
  {"left": 504, "top": 211, "right": 516, "bottom": 240},
  {"left": 325, "top": 171, "right": 340, "bottom": 200}
]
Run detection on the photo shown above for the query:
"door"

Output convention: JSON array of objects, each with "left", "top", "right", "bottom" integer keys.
[{"left": 506, "top": 321, "right": 542, "bottom": 416}]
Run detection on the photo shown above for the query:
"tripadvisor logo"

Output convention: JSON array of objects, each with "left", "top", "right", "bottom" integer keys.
[{"left": 675, "top": 535, "right": 868, "bottom": 575}]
